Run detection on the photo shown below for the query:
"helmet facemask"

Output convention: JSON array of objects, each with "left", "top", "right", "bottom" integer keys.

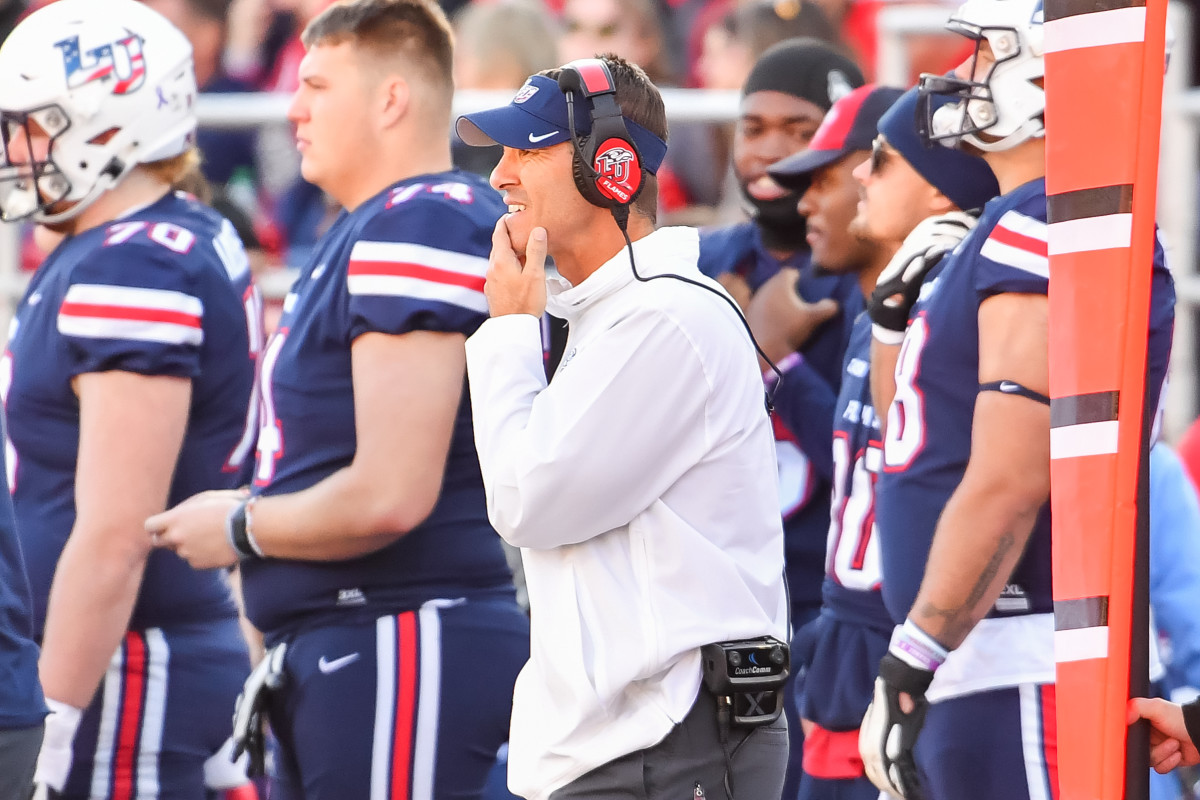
[{"left": 0, "top": 105, "right": 89, "bottom": 222}]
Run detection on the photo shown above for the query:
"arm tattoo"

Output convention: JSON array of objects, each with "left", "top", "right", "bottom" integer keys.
[{"left": 917, "top": 531, "right": 1018, "bottom": 645}]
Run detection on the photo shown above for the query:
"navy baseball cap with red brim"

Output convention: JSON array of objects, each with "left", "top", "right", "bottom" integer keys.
[
  {"left": 456, "top": 74, "right": 668, "bottom": 174},
  {"left": 768, "top": 84, "right": 904, "bottom": 191}
]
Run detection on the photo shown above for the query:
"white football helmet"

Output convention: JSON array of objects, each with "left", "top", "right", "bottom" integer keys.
[
  {"left": 917, "top": 0, "right": 1045, "bottom": 152},
  {"left": 0, "top": 0, "right": 197, "bottom": 223}
]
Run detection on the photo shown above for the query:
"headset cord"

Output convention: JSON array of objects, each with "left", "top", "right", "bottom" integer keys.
[
  {"left": 614, "top": 209, "right": 783, "bottom": 414},
  {"left": 564, "top": 87, "right": 783, "bottom": 412}
]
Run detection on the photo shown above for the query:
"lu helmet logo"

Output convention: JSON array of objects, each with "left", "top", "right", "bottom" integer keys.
[{"left": 55, "top": 32, "right": 147, "bottom": 95}]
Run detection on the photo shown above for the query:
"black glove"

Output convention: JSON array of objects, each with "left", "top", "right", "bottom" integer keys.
[
  {"left": 859, "top": 620, "right": 948, "bottom": 800},
  {"left": 868, "top": 212, "right": 976, "bottom": 344},
  {"left": 231, "top": 642, "right": 287, "bottom": 777}
]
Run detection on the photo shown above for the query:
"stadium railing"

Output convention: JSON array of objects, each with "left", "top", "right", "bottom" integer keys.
[{"left": 0, "top": 4, "right": 1192, "bottom": 433}]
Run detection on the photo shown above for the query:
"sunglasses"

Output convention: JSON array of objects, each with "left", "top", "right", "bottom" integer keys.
[{"left": 870, "top": 136, "right": 893, "bottom": 175}]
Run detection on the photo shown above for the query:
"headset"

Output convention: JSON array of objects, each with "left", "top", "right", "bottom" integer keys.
[
  {"left": 556, "top": 59, "right": 645, "bottom": 223},
  {"left": 556, "top": 58, "right": 784, "bottom": 409}
]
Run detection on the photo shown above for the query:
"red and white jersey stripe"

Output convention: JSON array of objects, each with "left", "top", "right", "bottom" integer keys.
[
  {"left": 981, "top": 210, "right": 1050, "bottom": 279},
  {"left": 348, "top": 241, "right": 488, "bottom": 315},
  {"left": 57, "top": 284, "right": 205, "bottom": 346}
]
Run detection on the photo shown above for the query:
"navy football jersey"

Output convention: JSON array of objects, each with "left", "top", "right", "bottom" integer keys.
[
  {"left": 4, "top": 191, "right": 260, "bottom": 634},
  {"left": 823, "top": 313, "right": 893, "bottom": 630},
  {"left": 875, "top": 178, "right": 1175, "bottom": 624},
  {"left": 0, "top": 412, "right": 45, "bottom": 728},
  {"left": 239, "top": 170, "right": 515, "bottom": 637}
]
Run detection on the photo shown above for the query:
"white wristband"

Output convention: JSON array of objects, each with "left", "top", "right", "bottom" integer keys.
[
  {"left": 889, "top": 619, "right": 950, "bottom": 673},
  {"left": 872, "top": 323, "right": 906, "bottom": 346}
]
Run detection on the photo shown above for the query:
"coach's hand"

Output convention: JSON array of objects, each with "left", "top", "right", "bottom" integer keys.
[
  {"left": 146, "top": 490, "right": 247, "bottom": 569},
  {"left": 486, "top": 217, "right": 547, "bottom": 318}
]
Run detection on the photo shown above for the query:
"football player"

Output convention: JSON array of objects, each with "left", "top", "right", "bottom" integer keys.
[
  {"left": 0, "top": 0, "right": 261, "bottom": 796},
  {"left": 859, "top": 1, "right": 1176, "bottom": 798},
  {"left": 765, "top": 84, "right": 998, "bottom": 800},
  {"left": 700, "top": 36, "right": 865, "bottom": 637},
  {"left": 146, "top": 1, "right": 530, "bottom": 798}
]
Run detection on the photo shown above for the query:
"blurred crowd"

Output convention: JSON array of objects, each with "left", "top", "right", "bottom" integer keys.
[{"left": 0, "top": 0, "right": 978, "bottom": 290}]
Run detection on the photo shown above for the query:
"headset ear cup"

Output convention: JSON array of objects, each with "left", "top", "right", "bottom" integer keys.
[{"left": 571, "top": 135, "right": 614, "bottom": 208}]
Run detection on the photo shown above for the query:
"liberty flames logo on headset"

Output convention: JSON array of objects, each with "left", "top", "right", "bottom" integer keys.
[
  {"left": 593, "top": 138, "right": 641, "bottom": 204},
  {"left": 55, "top": 32, "right": 147, "bottom": 95}
]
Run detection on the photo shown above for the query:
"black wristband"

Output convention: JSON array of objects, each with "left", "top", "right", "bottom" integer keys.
[
  {"left": 1182, "top": 697, "right": 1200, "bottom": 751},
  {"left": 226, "top": 499, "right": 262, "bottom": 560}
]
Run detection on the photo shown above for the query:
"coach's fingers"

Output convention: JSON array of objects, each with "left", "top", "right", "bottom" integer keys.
[
  {"left": 523, "top": 227, "right": 547, "bottom": 277},
  {"left": 490, "top": 217, "right": 521, "bottom": 272}
]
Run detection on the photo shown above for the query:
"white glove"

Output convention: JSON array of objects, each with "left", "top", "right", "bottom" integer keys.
[
  {"left": 204, "top": 736, "right": 251, "bottom": 790},
  {"left": 33, "top": 698, "right": 83, "bottom": 792},
  {"left": 868, "top": 211, "right": 977, "bottom": 345}
]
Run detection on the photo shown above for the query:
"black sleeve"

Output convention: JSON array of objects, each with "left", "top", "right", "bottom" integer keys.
[{"left": 1182, "top": 697, "right": 1200, "bottom": 748}]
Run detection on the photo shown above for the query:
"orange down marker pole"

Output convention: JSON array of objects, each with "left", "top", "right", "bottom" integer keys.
[{"left": 1044, "top": 0, "right": 1167, "bottom": 798}]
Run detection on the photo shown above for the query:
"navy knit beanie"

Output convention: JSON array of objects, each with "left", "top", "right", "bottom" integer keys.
[{"left": 877, "top": 87, "right": 1000, "bottom": 212}]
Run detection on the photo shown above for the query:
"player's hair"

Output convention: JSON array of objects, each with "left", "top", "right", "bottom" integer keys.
[
  {"left": 539, "top": 54, "right": 668, "bottom": 223},
  {"left": 141, "top": 147, "right": 204, "bottom": 191},
  {"left": 303, "top": 0, "right": 454, "bottom": 102}
]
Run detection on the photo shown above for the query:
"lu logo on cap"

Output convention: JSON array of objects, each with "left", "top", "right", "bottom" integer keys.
[{"left": 513, "top": 83, "right": 539, "bottom": 104}]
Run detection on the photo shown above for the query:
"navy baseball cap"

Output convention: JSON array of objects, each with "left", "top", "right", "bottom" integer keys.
[
  {"left": 455, "top": 74, "right": 669, "bottom": 174},
  {"left": 877, "top": 87, "right": 999, "bottom": 211},
  {"left": 768, "top": 84, "right": 904, "bottom": 191}
]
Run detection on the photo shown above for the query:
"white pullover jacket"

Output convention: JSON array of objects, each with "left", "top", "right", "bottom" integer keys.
[{"left": 465, "top": 226, "right": 788, "bottom": 800}]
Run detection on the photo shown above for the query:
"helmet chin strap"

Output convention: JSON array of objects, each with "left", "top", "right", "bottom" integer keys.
[
  {"left": 32, "top": 158, "right": 123, "bottom": 226},
  {"left": 962, "top": 117, "right": 1044, "bottom": 152}
]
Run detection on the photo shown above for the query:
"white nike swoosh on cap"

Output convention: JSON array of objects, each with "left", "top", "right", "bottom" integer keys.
[
  {"left": 528, "top": 131, "right": 559, "bottom": 143},
  {"left": 318, "top": 652, "right": 361, "bottom": 674}
]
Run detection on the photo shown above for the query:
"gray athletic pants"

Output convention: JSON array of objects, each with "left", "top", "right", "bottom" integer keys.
[
  {"left": 0, "top": 723, "right": 43, "bottom": 800},
  {"left": 549, "top": 688, "right": 789, "bottom": 800}
]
